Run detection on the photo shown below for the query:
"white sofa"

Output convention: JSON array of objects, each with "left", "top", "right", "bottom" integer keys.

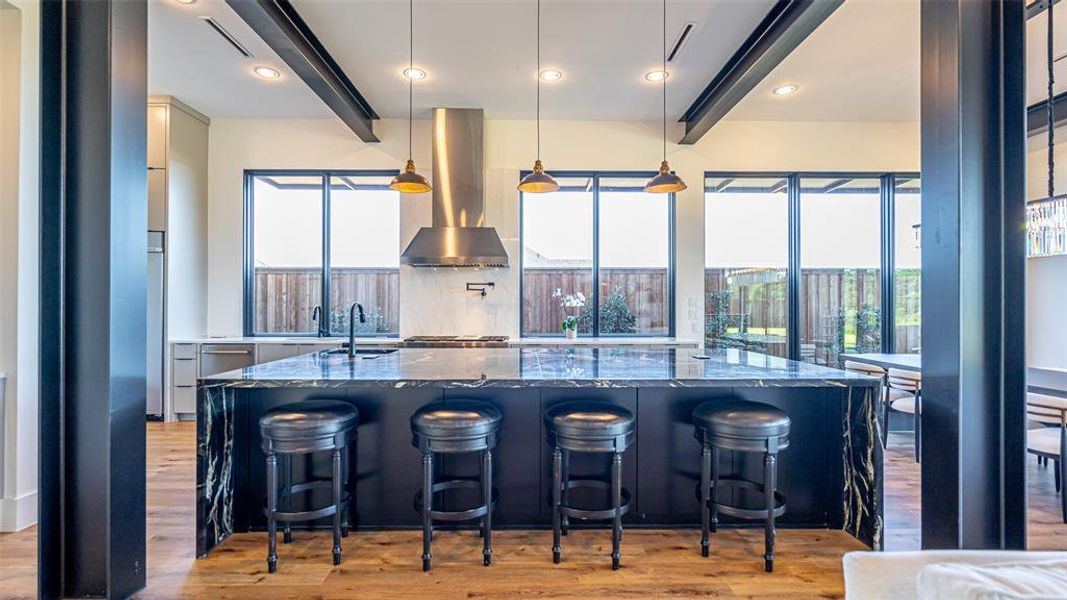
[{"left": 843, "top": 550, "right": 1067, "bottom": 599}]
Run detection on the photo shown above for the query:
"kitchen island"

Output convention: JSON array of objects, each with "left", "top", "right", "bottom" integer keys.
[{"left": 196, "top": 347, "right": 883, "bottom": 558}]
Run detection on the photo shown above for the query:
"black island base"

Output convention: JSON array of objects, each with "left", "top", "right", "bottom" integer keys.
[{"left": 196, "top": 347, "right": 883, "bottom": 558}]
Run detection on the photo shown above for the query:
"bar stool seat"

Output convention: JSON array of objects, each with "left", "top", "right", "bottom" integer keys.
[
  {"left": 546, "top": 401, "right": 634, "bottom": 570},
  {"left": 259, "top": 400, "right": 358, "bottom": 574},
  {"left": 412, "top": 402, "right": 502, "bottom": 440},
  {"left": 411, "top": 400, "right": 501, "bottom": 571},
  {"left": 262, "top": 400, "right": 359, "bottom": 441},
  {"left": 693, "top": 399, "right": 790, "bottom": 573},
  {"left": 693, "top": 400, "right": 791, "bottom": 446}
]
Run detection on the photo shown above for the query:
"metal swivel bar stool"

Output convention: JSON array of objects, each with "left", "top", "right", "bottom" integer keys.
[
  {"left": 410, "top": 400, "right": 502, "bottom": 571},
  {"left": 545, "top": 401, "right": 635, "bottom": 570},
  {"left": 693, "top": 399, "right": 790, "bottom": 572},
  {"left": 259, "top": 399, "right": 358, "bottom": 573}
]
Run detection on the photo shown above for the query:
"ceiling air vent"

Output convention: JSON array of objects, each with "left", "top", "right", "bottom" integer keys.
[
  {"left": 199, "top": 16, "right": 253, "bottom": 58},
  {"left": 667, "top": 22, "right": 696, "bottom": 63}
]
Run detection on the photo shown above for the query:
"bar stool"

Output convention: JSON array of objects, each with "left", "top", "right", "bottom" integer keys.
[
  {"left": 693, "top": 399, "right": 790, "bottom": 572},
  {"left": 260, "top": 399, "right": 358, "bottom": 574},
  {"left": 410, "top": 400, "right": 501, "bottom": 571},
  {"left": 545, "top": 401, "right": 634, "bottom": 570}
]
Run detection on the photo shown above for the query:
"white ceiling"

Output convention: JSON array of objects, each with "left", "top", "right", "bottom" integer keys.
[
  {"left": 148, "top": 0, "right": 331, "bottom": 118},
  {"left": 727, "top": 0, "right": 1066, "bottom": 123},
  {"left": 149, "top": 0, "right": 777, "bottom": 120},
  {"left": 148, "top": 0, "right": 1066, "bottom": 125}
]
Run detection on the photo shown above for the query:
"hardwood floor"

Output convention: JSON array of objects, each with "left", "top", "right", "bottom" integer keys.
[{"left": 0, "top": 424, "right": 1063, "bottom": 599}]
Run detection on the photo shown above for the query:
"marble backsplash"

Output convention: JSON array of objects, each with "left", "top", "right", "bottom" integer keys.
[{"left": 398, "top": 239, "right": 520, "bottom": 338}]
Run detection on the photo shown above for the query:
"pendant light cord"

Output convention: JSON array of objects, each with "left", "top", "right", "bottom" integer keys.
[
  {"left": 408, "top": 0, "right": 414, "bottom": 160},
  {"left": 1048, "top": 0, "right": 1055, "bottom": 197},
  {"left": 536, "top": 0, "right": 542, "bottom": 161},
  {"left": 662, "top": 0, "right": 667, "bottom": 162}
]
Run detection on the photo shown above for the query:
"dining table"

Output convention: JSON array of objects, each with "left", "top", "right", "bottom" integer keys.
[{"left": 840, "top": 353, "right": 1067, "bottom": 399}]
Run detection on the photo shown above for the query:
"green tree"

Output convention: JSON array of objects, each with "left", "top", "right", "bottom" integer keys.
[{"left": 581, "top": 286, "right": 637, "bottom": 334}]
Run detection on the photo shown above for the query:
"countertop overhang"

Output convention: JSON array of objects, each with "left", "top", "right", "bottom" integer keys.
[{"left": 199, "top": 347, "right": 880, "bottom": 389}]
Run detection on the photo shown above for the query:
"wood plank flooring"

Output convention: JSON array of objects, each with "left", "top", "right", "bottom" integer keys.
[{"left": 0, "top": 424, "right": 1063, "bottom": 599}]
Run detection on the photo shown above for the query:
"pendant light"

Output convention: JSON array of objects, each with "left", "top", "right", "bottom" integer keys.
[
  {"left": 390, "top": 0, "right": 432, "bottom": 194},
  {"left": 517, "top": 0, "right": 559, "bottom": 193},
  {"left": 644, "top": 0, "right": 687, "bottom": 194}
]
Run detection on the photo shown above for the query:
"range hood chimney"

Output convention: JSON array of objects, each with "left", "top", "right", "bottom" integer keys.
[{"left": 400, "top": 108, "right": 509, "bottom": 267}]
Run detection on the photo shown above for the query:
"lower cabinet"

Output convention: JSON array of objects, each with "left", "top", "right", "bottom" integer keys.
[{"left": 168, "top": 340, "right": 344, "bottom": 418}]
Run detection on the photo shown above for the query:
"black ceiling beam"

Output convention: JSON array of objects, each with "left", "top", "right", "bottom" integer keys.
[
  {"left": 678, "top": 0, "right": 843, "bottom": 145},
  {"left": 1026, "top": 0, "right": 1062, "bottom": 19},
  {"left": 1027, "top": 91, "right": 1067, "bottom": 136},
  {"left": 226, "top": 0, "right": 380, "bottom": 142}
]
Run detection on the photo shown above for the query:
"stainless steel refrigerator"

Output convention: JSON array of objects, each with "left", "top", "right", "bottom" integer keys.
[{"left": 147, "top": 231, "right": 164, "bottom": 418}]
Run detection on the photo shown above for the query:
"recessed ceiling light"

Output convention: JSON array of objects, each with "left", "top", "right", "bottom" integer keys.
[
  {"left": 175, "top": 0, "right": 196, "bottom": 4},
  {"left": 645, "top": 69, "right": 669, "bottom": 82},
  {"left": 772, "top": 84, "right": 798, "bottom": 96},
  {"left": 403, "top": 67, "right": 427, "bottom": 81},
  {"left": 539, "top": 69, "right": 563, "bottom": 82},
  {"left": 253, "top": 66, "right": 281, "bottom": 80}
]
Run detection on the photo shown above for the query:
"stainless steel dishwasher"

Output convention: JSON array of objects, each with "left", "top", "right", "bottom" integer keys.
[{"left": 199, "top": 343, "right": 257, "bottom": 377}]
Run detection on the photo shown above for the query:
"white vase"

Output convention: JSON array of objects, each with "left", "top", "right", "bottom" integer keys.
[{"left": 565, "top": 328, "right": 577, "bottom": 340}]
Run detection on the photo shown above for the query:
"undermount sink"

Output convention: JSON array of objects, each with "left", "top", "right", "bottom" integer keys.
[{"left": 325, "top": 348, "right": 399, "bottom": 356}]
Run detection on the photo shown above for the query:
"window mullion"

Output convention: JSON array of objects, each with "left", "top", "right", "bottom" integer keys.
[
  {"left": 322, "top": 172, "right": 332, "bottom": 336},
  {"left": 592, "top": 173, "right": 601, "bottom": 337}
]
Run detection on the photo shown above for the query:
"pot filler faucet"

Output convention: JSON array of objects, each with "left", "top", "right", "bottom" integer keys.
[{"left": 348, "top": 303, "right": 366, "bottom": 358}]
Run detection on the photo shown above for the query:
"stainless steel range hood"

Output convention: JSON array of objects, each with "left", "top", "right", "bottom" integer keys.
[{"left": 400, "top": 108, "right": 509, "bottom": 267}]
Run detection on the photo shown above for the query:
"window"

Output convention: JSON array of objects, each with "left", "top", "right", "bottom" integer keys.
[
  {"left": 704, "top": 176, "right": 789, "bottom": 358},
  {"left": 799, "top": 177, "right": 882, "bottom": 367},
  {"left": 245, "top": 171, "right": 400, "bottom": 336},
  {"left": 893, "top": 177, "right": 921, "bottom": 354},
  {"left": 521, "top": 172, "right": 674, "bottom": 337},
  {"left": 704, "top": 172, "right": 919, "bottom": 363}
]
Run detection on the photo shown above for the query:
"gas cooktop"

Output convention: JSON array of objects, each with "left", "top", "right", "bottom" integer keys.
[{"left": 403, "top": 335, "right": 510, "bottom": 348}]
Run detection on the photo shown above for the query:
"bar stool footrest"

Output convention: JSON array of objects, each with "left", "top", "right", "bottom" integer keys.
[
  {"left": 710, "top": 477, "right": 786, "bottom": 520},
  {"left": 413, "top": 478, "right": 499, "bottom": 522},
  {"left": 265, "top": 478, "right": 353, "bottom": 523},
  {"left": 557, "top": 479, "right": 632, "bottom": 521}
]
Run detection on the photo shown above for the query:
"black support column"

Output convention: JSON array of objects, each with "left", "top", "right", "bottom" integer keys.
[
  {"left": 919, "top": 0, "right": 1027, "bottom": 549},
  {"left": 39, "top": 0, "right": 148, "bottom": 597}
]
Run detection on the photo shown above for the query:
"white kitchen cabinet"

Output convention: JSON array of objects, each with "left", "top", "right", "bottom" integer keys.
[
  {"left": 256, "top": 343, "right": 304, "bottom": 364},
  {"left": 147, "top": 104, "right": 168, "bottom": 169},
  {"left": 147, "top": 168, "right": 167, "bottom": 231},
  {"left": 299, "top": 342, "right": 338, "bottom": 355}
]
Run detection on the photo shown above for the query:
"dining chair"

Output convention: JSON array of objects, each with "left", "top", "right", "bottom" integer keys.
[
  {"left": 886, "top": 368, "right": 921, "bottom": 463},
  {"left": 1026, "top": 394, "right": 1066, "bottom": 523}
]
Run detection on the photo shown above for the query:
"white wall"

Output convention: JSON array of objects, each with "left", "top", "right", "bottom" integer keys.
[
  {"left": 1, "top": 0, "right": 38, "bottom": 532},
  {"left": 1025, "top": 131, "right": 1067, "bottom": 369},
  {"left": 207, "top": 116, "right": 919, "bottom": 340},
  {"left": 0, "top": 0, "right": 21, "bottom": 514}
]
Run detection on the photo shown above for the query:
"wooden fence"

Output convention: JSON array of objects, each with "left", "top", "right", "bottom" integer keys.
[
  {"left": 254, "top": 267, "right": 399, "bottom": 334},
  {"left": 522, "top": 268, "right": 670, "bottom": 334},
  {"left": 705, "top": 267, "right": 921, "bottom": 361}
]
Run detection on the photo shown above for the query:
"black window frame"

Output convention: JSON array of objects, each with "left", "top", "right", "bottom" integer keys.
[
  {"left": 703, "top": 170, "right": 920, "bottom": 360},
  {"left": 242, "top": 168, "right": 402, "bottom": 338},
  {"left": 519, "top": 170, "right": 677, "bottom": 338}
]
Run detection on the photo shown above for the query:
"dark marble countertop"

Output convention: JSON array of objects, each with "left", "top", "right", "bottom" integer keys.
[{"left": 199, "top": 347, "right": 880, "bottom": 389}]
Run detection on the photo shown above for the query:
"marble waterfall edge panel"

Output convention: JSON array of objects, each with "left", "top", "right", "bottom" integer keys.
[
  {"left": 197, "top": 386, "right": 237, "bottom": 557},
  {"left": 840, "top": 386, "right": 883, "bottom": 549}
]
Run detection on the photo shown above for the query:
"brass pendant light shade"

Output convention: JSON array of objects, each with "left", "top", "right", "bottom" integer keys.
[
  {"left": 644, "top": 0, "right": 686, "bottom": 194},
  {"left": 390, "top": 159, "right": 433, "bottom": 193},
  {"left": 518, "top": 160, "right": 560, "bottom": 193},
  {"left": 392, "top": 0, "right": 431, "bottom": 194},
  {"left": 517, "top": 0, "right": 559, "bottom": 194},
  {"left": 644, "top": 160, "right": 687, "bottom": 194}
]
